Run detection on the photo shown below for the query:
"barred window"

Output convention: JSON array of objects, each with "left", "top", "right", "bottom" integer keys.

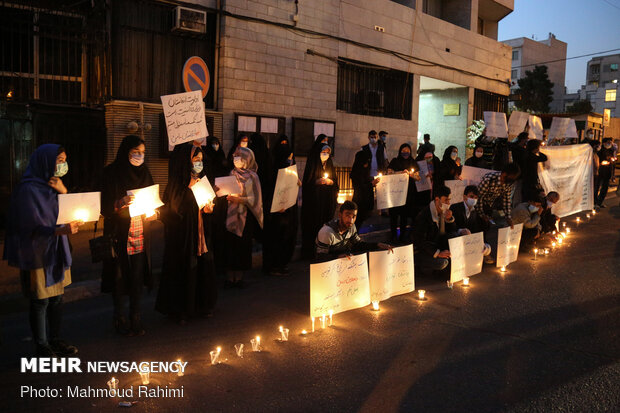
[{"left": 337, "top": 59, "right": 413, "bottom": 120}]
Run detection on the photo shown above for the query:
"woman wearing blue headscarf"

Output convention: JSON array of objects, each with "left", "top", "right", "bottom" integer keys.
[{"left": 3, "top": 144, "right": 82, "bottom": 357}]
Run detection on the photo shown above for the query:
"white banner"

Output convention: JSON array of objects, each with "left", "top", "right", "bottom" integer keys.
[
  {"left": 368, "top": 245, "right": 415, "bottom": 302},
  {"left": 415, "top": 161, "right": 432, "bottom": 192},
  {"left": 310, "top": 253, "right": 370, "bottom": 318},
  {"left": 448, "top": 232, "right": 484, "bottom": 283},
  {"left": 528, "top": 115, "right": 543, "bottom": 140},
  {"left": 497, "top": 223, "right": 523, "bottom": 267},
  {"left": 566, "top": 119, "right": 578, "bottom": 138},
  {"left": 444, "top": 180, "right": 466, "bottom": 205},
  {"left": 260, "top": 117, "right": 279, "bottom": 134},
  {"left": 161, "top": 90, "right": 208, "bottom": 147},
  {"left": 57, "top": 192, "right": 101, "bottom": 224},
  {"left": 376, "top": 173, "right": 409, "bottom": 209},
  {"left": 191, "top": 176, "right": 216, "bottom": 209},
  {"left": 214, "top": 176, "right": 242, "bottom": 197},
  {"left": 483, "top": 111, "right": 508, "bottom": 138},
  {"left": 238, "top": 116, "right": 257, "bottom": 132},
  {"left": 313, "top": 122, "right": 334, "bottom": 138},
  {"left": 270, "top": 164, "right": 299, "bottom": 213},
  {"left": 539, "top": 144, "right": 594, "bottom": 217},
  {"left": 461, "top": 165, "right": 496, "bottom": 186},
  {"left": 548, "top": 117, "right": 570, "bottom": 141},
  {"left": 508, "top": 111, "right": 529, "bottom": 137},
  {"left": 127, "top": 184, "right": 164, "bottom": 218}
]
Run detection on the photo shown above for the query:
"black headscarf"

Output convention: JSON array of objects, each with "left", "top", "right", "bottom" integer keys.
[
  {"left": 439, "top": 145, "right": 460, "bottom": 183},
  {"left": 205, "top": 136, "right": 228, "bottom": 181},
  {"left": 165, "top": 142, "right": 202, "bottom": 216},
  {"left": 389, "top": 143, "right": 418, "bottom": 172},
  {"left": 272, "top": 134, "right": 294, "bottom": 170}
]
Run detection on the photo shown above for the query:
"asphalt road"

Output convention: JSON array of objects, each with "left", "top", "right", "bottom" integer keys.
[{"left": 1, "top": 197, "right": 619, "bottom": 413}]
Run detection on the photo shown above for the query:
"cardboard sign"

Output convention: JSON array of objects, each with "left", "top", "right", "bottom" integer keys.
[
  {"left": 191, "top": 176, "right": 216, "bottom": 209},
  {"left": 547, "top": 117, "right": 570, "bottom": 141},
  {"left": 448, "top": 232, "right": 485, "bottom": 283},
  {"left": 528, "top": 115, "right": 543, "bottom": 140},
  {"left": 310, "top": 253, "right": 371, "bottom": 318},
  {"left": 161, "top": 90, "right": 208, "bottom": 147},
  {"left": 508, "top": 111, "right": 529, "bottom": 138},
  {"left": 539, "top": 144, "right": 594, "bottom": 217},
  {"left": 270, "top": 164, "right": 299, "bottom": 213},
  {"left": 214, "top": 176, "right": 242, "bottom": 197},
  {"left": 368, "top": 245, "right": 415, "bottom": 302},
  {"left": 376, "top": 172, "right": 409, "bottom": 209},
  {"left": 444, "top": 180, "right": 466, "bottom": 205},
  {"left": 483, "top": 111, "right": 508, "bottom": 138},
  {"left": 415, "top": 161, "right": 433, "bottom": 192},
  {"left": 127, "top": 184, "right": 164, "bottom": 218},
  {"left": 57, "top": 192, "right": 101, "bottom": 224},
  {"left": 461, "top": 165, "right": 496, "bottom": 186},
  {"left": 497, "top": 223, "right": 523, "bottom": 267}
]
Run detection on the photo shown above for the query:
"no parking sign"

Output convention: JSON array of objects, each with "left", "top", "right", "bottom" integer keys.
[{"left": 182, "top": 56, "right": 210, "bottom": 98}]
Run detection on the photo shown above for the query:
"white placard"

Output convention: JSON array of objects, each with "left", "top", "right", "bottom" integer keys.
[
  {"left": 497, "top": 223, "right": 523, "bottom": 267},
  {"left": 566, "top": 119, "right": 578, "bottom": 138},
  {"left": 238, "top": 116, "right": 257, "bottom": 132},
  {"left": 57, "top": 192, "right": 101, "bottom": 224},
  {"left": 415, "top": 161, "right": 432, "bottom": 192},
  {"left": 461, "top": 165, "right": 496, "bottom": 186},
  {"left": 191, "top": 176, "right": 216, "bottom": 209},
  {"left": 444, "top": 180, "right": 466, "bottom": 205},
  {"left": 127, "top": 184, "right": 164, "bottom": 218},
  {"left": 310, "top": 253, "right": 371, "bottom": 318},
  {"left": 368, "top": 245, "right": 415, "bottom": 302},
  {"left": 161, "top": 91, "right": 208, "bottom": 147},
  {"left": 214, "top": 176, "right": 242, "bottom": 197},
  {"left": 483, "top": 111, "right": 508, "bottom": 138},
  {"left": 313, "top": 122, "right": 334, "bottom": 138},
  {"left": 376, "top": 172, "right": 409, "bottom": 209},
  {"left": 539, "top": 144, "right": 594, "bottom": 217},
  {"left": 508, "top": 111, "right": 529, "bottom": 137},
  {"left": 270, "top": 164, "right": 299, "bottom": 213},
  {"left": 260, "top": 117, "right": 279, "bottom": 134},
  {"left": 547, "top": 117, "right": 570, "bottom": 141},
  {"left": 528, "top": 115, "right": 543, "bottom": 140},
  {"left": 448, "top": 232, "right": 484, "bottom": 283}
]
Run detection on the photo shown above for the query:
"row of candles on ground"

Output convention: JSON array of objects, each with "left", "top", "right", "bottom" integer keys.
[{"left": 105, "top": 212, "right": 596, "bottom": 393}]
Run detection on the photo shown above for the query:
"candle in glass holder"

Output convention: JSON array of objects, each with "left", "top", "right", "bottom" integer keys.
[
  {"left": 328, "top": 309, "right": 333, "bottom": 326},
  {"left": 576, "top": 217, "right": 581, "bottom": 224},
  {"left": 551, "top": 241, "right": 556, "bottom": 249},
  {"left": 301, "top": 329, "right": 308, "bottom": 336},
  {"left": 177, "top": 359, "right": 184, "bottom": 377},
  {"left": 278, "top": 326, "right": 289, "bottom": 342},
  {"left": 210, "top": 347, "right": 222, "bottom": 364},
  {"left": 417, "top": 290, "right": 426, "bottom": 300},
  {"left": 586, "top": 213, "right": 591, "bottom": 219},
  {"left": 463, "top": 276, "right": 470, "bottom": 285},
  {"left": 371, "top": 301, "right": 380, "bottom": 311},
  {"left": 566, "top": 227, "right": 571, "bottom": 234},
  {"left": 558, "top": 238, "right": 563, "bottom": 245},
  {"left": 320, "top": 314, "right": 326, "bottom": 329},
  {"left": 592, "top": 209, "right": 596, "bottom": 216},
  {"left": 500, "top": 266, "right": 506, "bottom": 272},
  {"left": 139, "top": 369, "right": 150, "bottom": 385},
  {"left": 544, "top": 248, "right": 550, "bottom": 255},
  {"left": 323, "top": 173, "right": 328, "bottom": 179},
  {"left": 311, "top": 317, "right": 315, "bottom": 333},
  {"left": 107, "top": 377, "right": 119, "bottom": 397},
  {"left": 533, "top": 248, "right": 538, "bottom": 260}
]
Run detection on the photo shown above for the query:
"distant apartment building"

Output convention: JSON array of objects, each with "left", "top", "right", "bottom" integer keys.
[{"left": 502, "top": 33, "right": 567, "bottom": 113}]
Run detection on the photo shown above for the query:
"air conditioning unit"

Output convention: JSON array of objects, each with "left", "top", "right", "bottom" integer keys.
[{"left": 173, "top": 6, "right": 207, "bottom": 34}]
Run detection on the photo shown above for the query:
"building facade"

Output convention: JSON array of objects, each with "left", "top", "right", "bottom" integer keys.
[
  {"left": 1, "top": 0, "right": 514, "bottom": 223},
  {"left": 502, "top": 33, "right": 567, "bottom": 113}
]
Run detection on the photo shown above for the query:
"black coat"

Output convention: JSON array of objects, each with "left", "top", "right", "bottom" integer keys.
[
  {"left": 351, "top": 150, "right": 374, "bottom": 212},
  {"left": 412, "top": 205, "right": 456, "bottom": 256},
  {"left": 361, "top": 143, "right": 388, "bottom": 174},
  {"left": 450, "top": 202, "right": 486, "bottom": 234}
]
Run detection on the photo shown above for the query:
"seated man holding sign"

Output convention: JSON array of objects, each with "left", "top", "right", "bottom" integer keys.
[
  {"left": 315, "top": 201, "right": 392, "bottom": 261},
  {"left": 412, "top": 186, "right": 457, "bottom": 277}
]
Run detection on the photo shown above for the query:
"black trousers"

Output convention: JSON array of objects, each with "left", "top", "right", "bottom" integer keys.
[
  {"left": 29, "top": 295, "right": 63, "bottom": 348},
  {"left": 113, "top": 252, "right": 146, "bottom": 317}
]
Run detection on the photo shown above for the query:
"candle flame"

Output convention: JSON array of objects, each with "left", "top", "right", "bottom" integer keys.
[
  {"left": 418, "top": 290, "right": 426, "bottom": 299},
  {"left": 371, "top": 301, "right": 380, "bottom": 311}
]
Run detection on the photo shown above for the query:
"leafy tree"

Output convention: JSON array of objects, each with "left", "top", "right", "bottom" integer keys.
[
  {"left": 515, "top": 65, "right": 554, "bottom": 113},
  {"left": 565, "top": 99, "right": 593, "bottom": 113}
]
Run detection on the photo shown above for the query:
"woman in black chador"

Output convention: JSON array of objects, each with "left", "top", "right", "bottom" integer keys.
[{"left": 156, "top": 143, "right": 217, "bottom": 324}]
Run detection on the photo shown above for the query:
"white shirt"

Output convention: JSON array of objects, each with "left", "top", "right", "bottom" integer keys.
[
  {"left": 464, "top": 201, "right": 472, "bottom": 219},
  {"left": 369, "top": 144, "right": 378, "bottom": 177}
]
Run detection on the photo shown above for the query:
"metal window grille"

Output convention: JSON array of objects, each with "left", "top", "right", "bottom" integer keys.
[{"left": 473, "top": 89, "right": 507, "bottom": 121}]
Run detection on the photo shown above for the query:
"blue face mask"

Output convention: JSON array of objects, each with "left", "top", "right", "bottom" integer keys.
[
  {"left": 54, "top": 162, "right": 68, "bottom": 177},
  {"left": 192, "top": 161, "right": 203, "bottom": 174},
  {"left": 129, "top": 153, "right": 144, "bottom": 166}
]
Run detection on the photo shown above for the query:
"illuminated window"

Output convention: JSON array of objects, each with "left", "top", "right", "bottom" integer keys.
[
  {"left": 611, "top": 63, "right": 618, "bottom": 72},
  {"left": 605, "top": 89, "right": 617, "bottom": 102}
]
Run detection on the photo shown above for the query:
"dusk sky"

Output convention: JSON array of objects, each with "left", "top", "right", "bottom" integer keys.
[{"left": 498, "top": 0, "right": 620, "bottom": 93}]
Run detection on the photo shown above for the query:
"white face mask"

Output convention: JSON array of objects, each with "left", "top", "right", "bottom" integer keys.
[
  {"left": 129, "top": 153, "right": 144, "bottom": 166},
  {"left": 320, "top": 153, "right": 329, "bottom": 162},
  {"left": 239, "top": 141, "right": 248, "bottom": 148},
  {"left": 465, "top": 197, "right": 477, "bottom": 208},
  {"left": 233, "top": 156, "right": 244, "bottom": 169},
  {"left": 369, "top": 137, "right": 377, "bottom": 145},
  {"left": 450, "top": 151, "right": 458, "bottom": 160},
  {"left": 212, "top": 144, "right": 219, "bottom": 151},
  {"left": 440, "top": 202, "right": 450, "bottom": 212},
  {"left": 528, "top": 204, "right": 539, "bottom": 213},
  {"left": 192, "top": 161, "right": 203, "bottom": 174}
]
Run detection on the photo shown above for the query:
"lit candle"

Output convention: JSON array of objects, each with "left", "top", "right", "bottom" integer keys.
[
  {"left": 592, "top": 209, "right": 596, "bottom": 216},
  {"left": 500, "top": 266, "right": 506, "bottom": 272},
  {"left": 210, "top": 347, "right": 222, "bottom": 364},
  {"left": 446, "top": 281, "right": 453, "bottom": 289},
  {"left": 279, "top": 326, "right": 289, "bottom": 342},
  {"left": 586, "top": 213, "right": 591, "bottom": 219},
  {"left": 320, "top": 314, "right": 326, "bottom": 329},
  {"left": 551, "top": 241, "right": 556, "bottom": 249},
  {"left": 417, "top": 289, "right": 426, "bottom": 300},
  {"left": 562, "top": 221, "right": 567, "bottom": 228},
  {"left": 323, "top": 173, "right": 328, "bottom": 179},
  {"left": 558, "top": 238, "right": 563, "bottom": 245},
  {"left": 311, "top": 317, "right": 315, "bottom": 333},
  {"left": 250, "top": 337, "right": 261, "bottom": 352},
  {"left": 139, "top": 367, "right": 150, "bottom": 385},
  {"left": 576, "top": 217, "right": 581, "bottom": 224},
  {"left": 107, "top": 377, "right": 119, "bottom": 397},
  {"left": 328, "top": 309, "right": 333, "bottom": 326},
  {"left": 73, "top": 208, "right": 89, "bottom": 222},
  {"left": 371, "top": 301, "right": 380, "bottom": 311},
  {"left": 533, "top": 248, "right": 538, "bottom": 260},
  {"left": 234, "top": 343, "right": 244, "bottom": 358},
  {"left": 566, "top": 227, "right": 571, "bottom": 233},
  {"left": 463, "top": 276, "right": 470, "bottom": 285},
  {"left": 544, "top": 248, "right": 549, "bottom": 255},
  {"left": 301, "top": 329, "right": 307, "bottom": 335},
  {"left": 177, "top": 359, "right": 184, "bottom": 377}
]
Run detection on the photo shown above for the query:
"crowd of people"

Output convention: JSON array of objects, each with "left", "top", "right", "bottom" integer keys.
[{"left": 2, "top": 127, "right": 616, "bottom": 357}]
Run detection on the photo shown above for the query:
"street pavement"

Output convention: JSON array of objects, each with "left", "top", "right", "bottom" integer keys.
[{"left": 0, "top": 194, "right": 619, "bottom": 412}]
